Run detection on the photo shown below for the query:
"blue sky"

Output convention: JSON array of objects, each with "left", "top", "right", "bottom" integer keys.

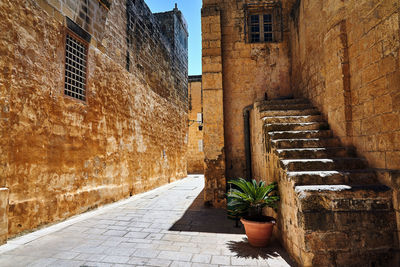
[{"left": 145, "top": 0, "right": 202, "bottom": 75}]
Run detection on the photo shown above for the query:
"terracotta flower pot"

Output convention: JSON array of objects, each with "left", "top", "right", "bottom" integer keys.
[{"left": 240, "top": 217, "right": 275, "bottom": 247}]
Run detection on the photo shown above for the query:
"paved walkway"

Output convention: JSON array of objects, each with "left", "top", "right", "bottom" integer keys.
[{"left": 0, "top": 175, "right": 295, "bottom": 267}]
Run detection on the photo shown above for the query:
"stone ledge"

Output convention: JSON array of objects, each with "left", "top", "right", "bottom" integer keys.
[{"left": 296, "top": 184, "right": 392, "bottom": 193}]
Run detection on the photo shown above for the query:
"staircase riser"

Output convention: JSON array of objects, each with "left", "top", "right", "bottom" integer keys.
[
  {"left": 282, "top": 161, "right": 368, "bottom": 171},
  {"left": 288, "top": 173, "right": 378, "bottom": 185},
  {"left": 268, "top": 130, "right": 333, "bottom": 139},
  {"left": 276, "top": 149, "right": 349, "bottom": 159},
  {"left": 265, "top": 124, "right": 329, "bottom": 131},
  {"left": 263, "top": 115, "right": 323, "bottom": 124},
  {"left": 273, "top": 139, "right": 341, "bottom": 149},
  {"left": 261, "top": 109, "right": 320, "bottom": 116},
  {"left": 260, "top": 103, "right": 314, "bottom": 111},
  {"left": 258, "top": 98, "right": 310, "bottom": 105}
]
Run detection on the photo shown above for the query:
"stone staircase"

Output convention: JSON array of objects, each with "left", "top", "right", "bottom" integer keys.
[{"left": 258, "top": 98, "right": 398, "bottom": 267}]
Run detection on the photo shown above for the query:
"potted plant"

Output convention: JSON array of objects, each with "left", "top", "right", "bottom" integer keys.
[{"left": 228, "top": 178, "right": 279, "bottom": 247}]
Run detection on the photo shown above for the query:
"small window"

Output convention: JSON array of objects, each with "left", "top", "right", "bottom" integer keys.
[
  {"left": 64, "top": 33, "right": 88, "bottom": 101},
  {"left": 249, "top": 13, "right": 275, "bottom": 43},
  {"left": 198, "top": 140, "right": 203, "bottom": 152},
  {"left": 197, "top": 113, "right": 203, "bottom": 123},
  {"left": 246, "top": 2, "right": 282, "bottom": 43}
]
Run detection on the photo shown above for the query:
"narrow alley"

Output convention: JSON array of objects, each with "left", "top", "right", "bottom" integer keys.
[{"left": 0, "top": 176, "right": 293, "bottom": 267}]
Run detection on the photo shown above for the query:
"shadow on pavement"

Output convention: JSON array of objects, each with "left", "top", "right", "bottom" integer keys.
[
  {"left": 169, "top": 186, "right": 297, "bottom": 266},
  {"left": 227, "top": 238, "right": 298, "bottom": 266},
  {"left": 169, "top": 189, "right": 245, "bottom": 234}
]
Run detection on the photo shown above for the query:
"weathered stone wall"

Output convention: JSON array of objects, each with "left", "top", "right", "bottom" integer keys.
[
  {"left": 0, "top": 0, "right": 188, "bottom": 238},
  {"left": 0, "top": 188, "right": 9, "bottom": 244},
  {"left": 201, "top": 4, "right": 226, "bottom": 207},
  {"left": 202, "top": 0, "right": 292, "bottom": 181},
  {"left": 38, "top": 0, "right": 188, "bottom": 105},
  {"left": 155, "top": 7, "right": 189, "bottom": 102},
  {"left": 289, "top": 0, "right": 400, "bottom": 246},
  {"left": 188, "top": 76, "right": 204, "bottom": 174}
]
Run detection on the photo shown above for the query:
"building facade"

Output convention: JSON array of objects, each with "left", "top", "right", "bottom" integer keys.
[
  {"left": 0, "top": 0, "right": 188, "bottom": 243},
  {"left": 202, "top": 0, "right": 400, "bottom": 265},
  {"left": 187, "top": 75, "right": 204, "bottom": 174}
]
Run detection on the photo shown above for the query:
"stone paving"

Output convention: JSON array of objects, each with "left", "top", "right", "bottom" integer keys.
[{"left": 0, "top": 175, "right": 295, "bottom": 267}]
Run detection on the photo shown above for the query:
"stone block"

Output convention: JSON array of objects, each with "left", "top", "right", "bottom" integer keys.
[
  {"left": 0, "top": 188, "right": 9, "bottom": 245},
  {"left": 299, "top": 212, "right": 335, "bottom": 231},
  {"left": 379, "top": 55, "right": 397, "bottom": 75},
  {"left": 386, "top": 151, "right": 400, "bottom": 169},
  {"left": 388, "top": 71, "right": 400, "bottom": 94},
  {"left": 380, "top": 113, "right": 400, "bottom": 132},
  {"left": 202, "top": 73, "right": 222, "bottom": 90},
  {"left": 336, "top": 249, "right": 396, "bottom": 267},
  {"left": 304, "top": 232, "right": 349, "bottom": 252},
  {"left": 47, "top": 0, "right": 61, "bottom": 10},
  {"left": 36, "top": 0, "right": 54, "bottom": 16}
]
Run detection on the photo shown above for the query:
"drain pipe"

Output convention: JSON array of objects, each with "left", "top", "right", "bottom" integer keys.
[{"left": 243, "top": 105, "right": 253, "bottom": 181}]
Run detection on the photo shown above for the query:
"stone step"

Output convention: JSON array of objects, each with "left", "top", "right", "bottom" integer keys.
[
  {"left": 275, "top": 147, "right": 354, "bottom": 159},
  {"left": 262, "top": 115, "right": 323, "bottom": 124},
  {"left": 259, "top": 103, "right": 315, "bottom": 111},
  {"left": 280, "top": 158, "right": 368, "bottom": 171},
  {"left": 259, "top": 98, "right": 310, "bottom": 105},
  {"left": 264, "top": 122, "right": 330, "bottom": 132},
  {"left": 286, "top": 169, "right": 378, "bottom": 185},
  {"left": 271, "top": 138, "right": 341, "bottom": 149},
  {"left": 267, "top": 130, "right": 333, "bottom": 140},
  {"left": 260, "top": 108, "right": 320, "bottom": 117}
]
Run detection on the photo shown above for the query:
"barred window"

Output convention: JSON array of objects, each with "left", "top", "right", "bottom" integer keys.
[{"left": 64, "top": 33, "right": 88, "bottom": 101}]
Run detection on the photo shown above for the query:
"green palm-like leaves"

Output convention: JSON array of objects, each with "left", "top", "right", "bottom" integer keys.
[{"left": 227, "top": 178, "right": 279, "bottom": 216}]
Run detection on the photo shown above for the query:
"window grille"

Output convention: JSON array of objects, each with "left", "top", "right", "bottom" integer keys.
[{"left": 64, "top": 33, "right": 88, "bottom": 101}]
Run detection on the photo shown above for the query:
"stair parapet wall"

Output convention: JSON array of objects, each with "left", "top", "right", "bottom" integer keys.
[{"left": 256, "top": 99, "right": 398, "bottom": 266}]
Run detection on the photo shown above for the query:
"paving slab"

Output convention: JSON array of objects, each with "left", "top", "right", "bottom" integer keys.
[{"left": 0, "top": 175, "right": 295, "bottom": 266}]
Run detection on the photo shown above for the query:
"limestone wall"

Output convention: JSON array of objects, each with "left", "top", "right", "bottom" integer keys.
[
  {"left": 201, "top": 5, "right": 226, "bottom": 207},
  {"left": 202, "top": 0, "right": 292, "bottom": 180},
  {"left": 0, "top": 0, "right": 188, "bottom": 238},
  {"left": 0, "top": 188, "right": 9, "bottom": 244},
  {"left": 188, "top": 77, "right": 204, "bottom": 174},
  {"left": 290, "top": 0, "right": 399, "bottom": 169},
  {"left": 289, "top": 0, "right": 400, "bottom": 244}
]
